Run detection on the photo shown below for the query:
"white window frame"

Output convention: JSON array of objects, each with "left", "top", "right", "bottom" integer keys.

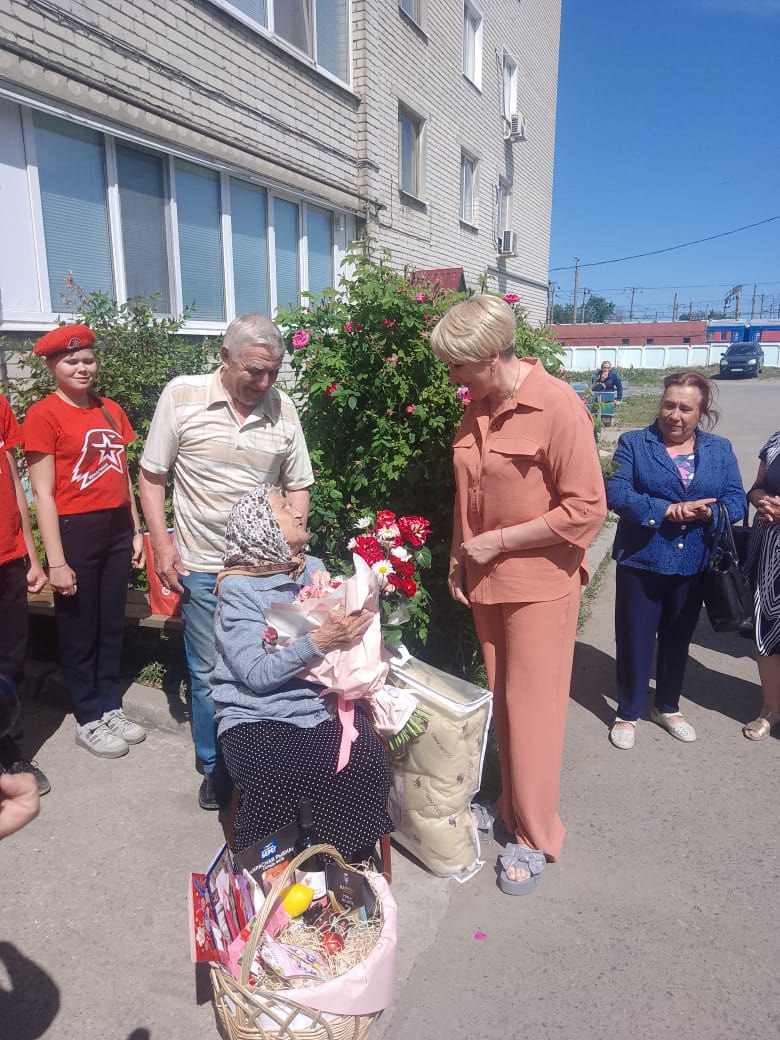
[
  {"left": 399, "top": 0, "right": 422, "bottom": 26},
  {"left": 462, "top": 1, "right": 483, "bottom": 91},
  {"left": 6, "top": 100, "right": 353, "bottom": 333},
  {"left": 398, "top": 105, "right": 425, "bottom": 201},
  {"left": 459, "top": 151, "right": 478, "bottom": 226},
  {"left": 206, "top": 0, "right": 354, "bottom": 91},
  {"left": 502, "top": 52, "right": 518, "bottom": 123}
]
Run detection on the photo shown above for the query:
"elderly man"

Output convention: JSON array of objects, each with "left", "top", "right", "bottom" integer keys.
[{"left": 139, "top": 314, "right": 314, "bottom": 810}]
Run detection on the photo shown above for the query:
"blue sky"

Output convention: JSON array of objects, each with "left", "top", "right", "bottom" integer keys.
[{"left": 549, "top": 0, "right": 780, "bottom": 320}]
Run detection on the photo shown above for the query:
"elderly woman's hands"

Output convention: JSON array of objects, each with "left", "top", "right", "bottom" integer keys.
[
  {"left": 665, "top": 498, "right": 716, "bottom": 523},
  {"left": 753, "top": 492, "right": 780, "bottom": 523},
  {"left": 311, "top": 605, "right": 374, "bottom": 653}
]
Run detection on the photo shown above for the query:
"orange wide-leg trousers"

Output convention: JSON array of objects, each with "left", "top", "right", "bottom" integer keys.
[{"left": 472, "top": 580, "right": 580, "bottom": 862}]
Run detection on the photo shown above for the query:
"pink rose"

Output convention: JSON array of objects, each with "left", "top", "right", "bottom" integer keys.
[
  {"left": 415, "top": 292, "right": 428, "bottom": 302},
  {"left": 456, "top": 385, "right": 472, "bottom": 405},
  {"left": 345, "top": 321, "right": 354, "bottom": 333},
  {"left": 325, "top": 383, "right": 338, "bottom": 398},
  {"left": 292, "top": 330, "right": 310, "bottom": 350},
  {"left": 503, "top": 293, "right": 520, "bottom": 304},
  {"left": 405, "top": 404, "right": 416, "bottom": 414},
  {"left": 386, "top": 353, "right": 399, "bottom": 368},
  {"left": 263, "top": 626, "right": 278, "bottom": 646},
  {"left": 382, "top": 319, "right": 396, "bottom": 328}
]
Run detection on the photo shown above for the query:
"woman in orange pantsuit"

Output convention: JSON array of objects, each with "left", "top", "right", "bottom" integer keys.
[{"left": 430, "top": 297, "right": 606, "bottom": 895}]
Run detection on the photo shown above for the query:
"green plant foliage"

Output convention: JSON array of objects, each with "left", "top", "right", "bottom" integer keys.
[
  {"left": 277, "top": 241, "right": 563, "bottom": 675},
  {"left": 4, "top": 285, "right": 219, "bottom": 488}
]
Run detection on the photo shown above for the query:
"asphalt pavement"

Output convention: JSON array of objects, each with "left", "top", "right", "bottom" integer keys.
[{"left": 0, "top": 376, "right": 777, "bottom": 1040}]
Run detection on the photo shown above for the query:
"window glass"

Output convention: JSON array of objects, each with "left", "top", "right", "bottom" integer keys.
[
  {"left": 400, "top": 0, "right": 420, "bottom": 19},
  {"left": 502, "top": 55, "right": 517, "bottom": 121},
  {"left": 462, "top": 3, "right": 482, "bottom": 86},
  {"left": 460, "top": 154, "right": 476, "bottom": 224},
  {"left": 33, "top": 112, "right": 113, "bottom": 306},
  {"left": 230, "top": 0, "right": 268, "bottom": 23},
  {"left": 497, "top": 181, "right": 510, "bottom": 232},
  {"left": 316, "top": 0, "right": 349, "bottom": 80},
  {"left": 399, "top": 109, "right": 421, "bottom": 196},
  {"left": 116, "top": 144, "right": 170, "bottom": 311},
  {"left": 175, "top": 160, "right": 225, "bottom": 321},
  {"left": 275, "top": 0, "right": 313, "bottom": 55},
  {"left": 274, "top": 197, "right": 300, "bottom": 312},
  {"left": 307, "top": 206, "right": 334, "bottom": 298},
  {"left": 231, "top": 179, "right": 269, "bottom": 316}
]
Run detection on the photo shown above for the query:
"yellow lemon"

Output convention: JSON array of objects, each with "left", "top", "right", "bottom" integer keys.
[{"left": 281, "top": 883, "right": 314, "bottom": 917}]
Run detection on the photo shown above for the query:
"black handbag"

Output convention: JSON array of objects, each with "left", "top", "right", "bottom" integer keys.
[{"left": 702, "top": 503, "right": 754, "bottom": 635}]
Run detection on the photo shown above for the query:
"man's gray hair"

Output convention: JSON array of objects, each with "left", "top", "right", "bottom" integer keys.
[{"left": 223, "top": 313, "right": 285, "bottom": 361}]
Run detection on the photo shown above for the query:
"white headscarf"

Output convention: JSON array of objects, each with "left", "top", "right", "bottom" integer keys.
[{"left": 223, "top": 484, "right": 294, "bottom": 569}]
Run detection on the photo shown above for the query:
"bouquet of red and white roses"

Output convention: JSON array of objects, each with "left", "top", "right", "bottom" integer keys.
[{"left": 347, "top": 509, "right": 432, "bottom": 649}]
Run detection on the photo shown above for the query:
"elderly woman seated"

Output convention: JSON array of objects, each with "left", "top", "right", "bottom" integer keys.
[{"left": 211, "top": 484, "right": 392, "bottom": 861}]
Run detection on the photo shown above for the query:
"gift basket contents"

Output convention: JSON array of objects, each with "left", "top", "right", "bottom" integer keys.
[{"left": 189, "top": 798, "right": 397, "bottom": 1040}]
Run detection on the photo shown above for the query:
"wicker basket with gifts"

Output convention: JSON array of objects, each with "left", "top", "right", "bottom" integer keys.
[{"left": 189, "top": 838, "right": 397, "bottom": 1040}]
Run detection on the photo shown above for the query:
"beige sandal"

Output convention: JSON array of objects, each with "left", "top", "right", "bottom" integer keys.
[{"left": 743, "top": 711, "right": 780, "bottom": 741}]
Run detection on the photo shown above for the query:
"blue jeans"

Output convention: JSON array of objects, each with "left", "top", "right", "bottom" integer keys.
[{"left": 180, "top": 571, "right": 221, "bottom": 775}]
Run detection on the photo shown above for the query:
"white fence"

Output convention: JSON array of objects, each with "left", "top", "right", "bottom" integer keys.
[{"left": 563, "top": 342, "right": 780, "bottom": 372}]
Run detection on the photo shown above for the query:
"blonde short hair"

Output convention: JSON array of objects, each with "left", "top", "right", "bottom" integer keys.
[{"left": 430, "top": 295, "right": 516, "bottom": 364}]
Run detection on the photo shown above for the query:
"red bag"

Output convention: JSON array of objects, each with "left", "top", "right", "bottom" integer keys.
[{"left": 144, "top": 532, "right": 183, "bottom": 617}]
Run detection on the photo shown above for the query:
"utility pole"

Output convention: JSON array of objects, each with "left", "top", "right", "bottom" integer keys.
[
  {"left": 672, "top": 293, "right": 678, "bottom": 321},
  {"left": 579, "top": 289, "right": 590, "bottom": 323},
  {"left": 750, "top": 283, "right": 757, "bottom": 322},
  {"left": 688, "top": 299, "right": 693, "bottom": 320},
  {"left": 759, "top": 293, "right": 764, "bottom": 319},
  {"left": 735, "top": 286, "right": 741, "bottom": 319},
  {"left": 572, "top": 258, "right": 580, "bottom": 324},
  {"left": 547, "top": 281, "right": 556, "bottom": 324},
  {"left": 628, "top": 286, "right": 639, "bottom": 320}
]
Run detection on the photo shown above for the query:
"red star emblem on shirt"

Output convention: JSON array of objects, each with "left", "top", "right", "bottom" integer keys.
[{"left": 71, "top": 428, "right": 126, "bottom": 490}]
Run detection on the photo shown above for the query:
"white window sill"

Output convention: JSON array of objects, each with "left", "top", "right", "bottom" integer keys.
[
  {"left": 399, "top": 189, "right": 427, "bottom": 209},
  {"left": 459, "top": 218, "right": 479, "bottom": 232},
  {"left": 399, "top": 8, "right": 428, "bottom": 40},
  {"left": 207, "top": 0, "right": 358, "bottom": 101},
  {"left": 462, "top": 73, "right": 482, "bottom": 94}
]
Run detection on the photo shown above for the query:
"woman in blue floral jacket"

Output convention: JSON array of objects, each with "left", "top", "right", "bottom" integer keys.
[{"left": 606, "top": 372, "right": 745, "bottom": 749}]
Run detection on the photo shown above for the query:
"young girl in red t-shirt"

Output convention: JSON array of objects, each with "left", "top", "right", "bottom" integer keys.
[
  {"left": 23, "top": 325, "right": 147, "bottom": 759},
  {"left": 0, "top": 393, "right": 48, "bottom": 794}
]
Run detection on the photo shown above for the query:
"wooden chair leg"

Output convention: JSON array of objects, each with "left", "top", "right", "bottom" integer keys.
[
  {"left": 224, "top": 786, "right": 240, "bottom": 848},
  {"left": 379, "top": 832, "right": 392, "bottom": 884}
]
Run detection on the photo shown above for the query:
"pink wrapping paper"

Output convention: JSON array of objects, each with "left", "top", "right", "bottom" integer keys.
[{"left": 264, "top": 555, "right": 390, "bottom": 770}]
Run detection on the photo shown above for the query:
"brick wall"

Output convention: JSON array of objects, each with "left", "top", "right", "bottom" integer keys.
[{"left": 356, "top": 0, "right": 560, "bottom": 323}]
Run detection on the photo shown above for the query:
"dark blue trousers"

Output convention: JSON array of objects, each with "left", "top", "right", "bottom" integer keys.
[{"left": 615, "top": 564, "right": 704, "bottom": 721}]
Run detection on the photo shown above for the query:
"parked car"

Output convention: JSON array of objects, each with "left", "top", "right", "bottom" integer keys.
[{"left": 719, "top": 342, "right": 764, "bottom": 378}]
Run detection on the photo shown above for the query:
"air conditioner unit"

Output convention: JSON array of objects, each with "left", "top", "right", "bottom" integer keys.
[
  {"left": 498, "top": 230, "right": 517, "bottom": 256},
  {"left": 504, "top": 112, "right": 527, "bottom": 142}
]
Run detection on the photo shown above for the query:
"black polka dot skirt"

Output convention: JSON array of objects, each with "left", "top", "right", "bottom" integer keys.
[{"left": 219, "top": 705, "right": 393, "bottom": 858}]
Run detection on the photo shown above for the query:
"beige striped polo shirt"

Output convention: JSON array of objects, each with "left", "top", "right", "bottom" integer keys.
[{"left": 140, "top": 370, "right": 314, "bottom": 572}]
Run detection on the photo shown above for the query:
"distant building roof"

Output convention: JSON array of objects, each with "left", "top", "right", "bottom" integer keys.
[{"left": 411, "top": 267, "right": 467, "bottom": 292}]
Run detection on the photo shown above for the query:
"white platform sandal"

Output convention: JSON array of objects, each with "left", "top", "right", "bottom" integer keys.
[
  {"left": 651, "top": 707, "right": 696, "bottom": 742},
  {"left": 609, "top": 719, "right": 636, "bottom": 750}
]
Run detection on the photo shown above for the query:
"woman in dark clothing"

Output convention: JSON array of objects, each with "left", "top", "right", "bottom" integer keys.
[
  {"left": 606, "top": 371, "right": 745, "bottom": 750},
  {"left": 592, "top": 361, "right": 623, "bottom": 402},
  {"left": 744, "top": 432, "right": 780, "bottom": 739},
  {"left": 212, "top": 484, "right": 392, "bottom": 858}
]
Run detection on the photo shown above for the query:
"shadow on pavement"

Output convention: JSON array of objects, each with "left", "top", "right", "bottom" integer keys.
[
  {"left": 571, "top": 621, "right": 762, "bottom": 730},
  {"left": 0, "top": 941, "right": 60, "bottom": 1040}
]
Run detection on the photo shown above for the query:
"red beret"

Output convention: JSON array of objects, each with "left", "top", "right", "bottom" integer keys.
[{"left": 34, "top": 324, "right": 96, "bottom": 359}]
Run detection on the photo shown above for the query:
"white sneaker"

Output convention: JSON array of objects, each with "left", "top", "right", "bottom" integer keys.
[
  {"left": 650, "top": 707, "right": 696, "bottom": 742},
  {"left": 102, "top": 709, "right": 147, "bottom": 745},
  {"left": 75, "top": 719, "right": 129, "bottom": 758},
  {"left": 609, "top": 719, "right": 636, "bottom": 749}
]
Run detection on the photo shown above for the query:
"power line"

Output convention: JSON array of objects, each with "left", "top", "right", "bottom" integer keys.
[{"left": 549, "top": 214, "right": 780, "bottom": 272}]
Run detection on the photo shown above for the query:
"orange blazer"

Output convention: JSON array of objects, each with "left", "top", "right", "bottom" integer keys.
[{"left": 453, "top": 359, "right": 607, "bottom": 604}]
